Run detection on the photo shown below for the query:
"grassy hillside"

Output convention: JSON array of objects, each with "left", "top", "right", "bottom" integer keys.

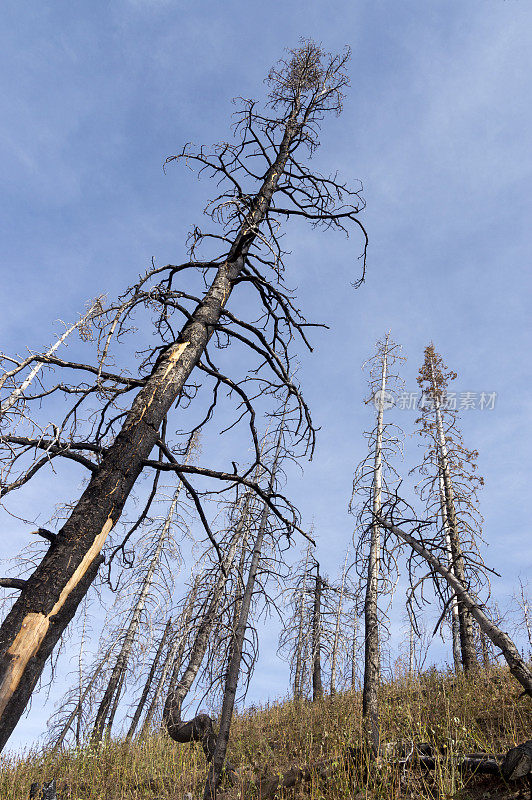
[{"left": 1, "top": 666, "right": 530, "bottom": 800}]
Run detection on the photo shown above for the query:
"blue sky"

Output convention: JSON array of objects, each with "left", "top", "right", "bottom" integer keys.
[{"left": 1, "top": 0, "right": 531, "bottom": 753}]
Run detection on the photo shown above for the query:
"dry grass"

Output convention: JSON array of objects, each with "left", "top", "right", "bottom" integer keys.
[{"left": 1, "top": 665, "right": 530, "bottom": 800}]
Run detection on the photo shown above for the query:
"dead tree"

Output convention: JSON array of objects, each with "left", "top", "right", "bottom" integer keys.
[
  {"left": 349, "top": 333, "right": 404, "bottom": 754},
  {"left": 330, "top": 550, "right": 350, "bottom": 696},
  {"left": 91, "top": 473, "right": 186, "bottom": 742},
  {"left": 162, "top": 490, "right": 254, "bottom": 740},
  {"left": 516, "top": 579, "right": 532, "bottom": 658},
  {"left": 277, "top": 544, "right": 313, "bottom": 700},
  {"left": 414, "top": 344, "right": 485, "bottom": 672},
  {"left": 377, "top": 513, "right": 532, "bottom": 697},
  {"left": 203, "top": 414, "right": 288, "bottom": 799},
  {"left": 125, "top": 617, "right": 172, "bottom": 739},
  {"left": 0, "top": 39, "right": 367, "bottom": 750},
  {"left": 0, "top": 297, "right": 104, "bottom": 418},
  {"left": 311, "top": 562, "right": 324, "bottom": 702}
]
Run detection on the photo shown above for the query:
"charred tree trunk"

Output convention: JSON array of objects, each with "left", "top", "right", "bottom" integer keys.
[
  {"left": 311, "top": 566, "right": 323, "bottom": 702},
  {"left": 0, "top": 94, "right": 301, "bottom": 753},
  {"left": 379, "top": 517, "right": 532, "bottom": 698}
]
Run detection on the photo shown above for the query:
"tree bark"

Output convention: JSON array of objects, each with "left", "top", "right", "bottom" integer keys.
[
  {"left": 0, "top": 100, "right": 300, "bottom": 752},
  {"left": 311, "top": 567, "right": 324, "bottom": 702},
  {"left": 294, "top": 546, "right": 311, "bottom": 700},
  {"left": 378, "top": 517, "right": 532, "bottom": 697},
  {"left": 362, "top": 334, "right": 388, "bottom": 754},
  {"left": 330, "top": 550, "right": 348, "bottom": 696}
]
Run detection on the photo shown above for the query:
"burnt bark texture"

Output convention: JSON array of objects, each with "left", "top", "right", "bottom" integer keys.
[
  {"left": 311, "top": 566, "right": 324, "bottom": 702},
  {"left": 0, "top": 39, "right": 367, "bottom": 751}
]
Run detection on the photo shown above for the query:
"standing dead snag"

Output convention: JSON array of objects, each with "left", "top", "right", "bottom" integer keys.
[
  {"left": 415, "top": 344, "right": 486, "bottom": 673},
  {"left": 0, "top": 39, "right": 367, "bottom": 750},
  {"left": 204, "top": 413, "right": 287, "bottom": 800},
  {"left": 162, "top": 491, "right": 253, "bottom": 740},
  {"left": 350, "top": 333, "right": 404, "bottom": 755}
]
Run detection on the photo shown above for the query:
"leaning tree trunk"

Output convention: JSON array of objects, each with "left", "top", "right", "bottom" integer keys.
[
  {"left": 363, "top": 334, "right": 388, "bottom": 755},
  {"left": 378, "top": 517, "right": 532, "bottom": 698},
  {"left": 0, "top": 101, "right": 301, "bottom": 752},
  {"left": 430, "top": 358, "right": 477, "bottom": 673},
  {"left": 203, "top": 419, "right": 285, "bottom": 800}
]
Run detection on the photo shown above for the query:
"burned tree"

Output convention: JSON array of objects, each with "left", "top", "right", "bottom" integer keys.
[
  {"left": 91, "top": 463, "right": 189, "bottom": 742},
  {"left": 349, "top": 333, "right": 404, "bottom": 754},
  {"left": 414, "top": 344, "right": 485, "bottom": 673},
  {"left": 277, "top": 543, "right": 313, "bottom": 700},
  {"left": 377, "top": 513, "right": 532, "bottom": 698},
  {"left": 0, "top": 39, "right": 367, "bottom": 750},
  {"left": 161, "top": 489, "right": 255, "bottom": 740},
  {"left": 278, "top": 549, "right": 355, "bottom": 701},
  {"left": 203, "top": 411, "right": 289, "bottom": 799}
]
